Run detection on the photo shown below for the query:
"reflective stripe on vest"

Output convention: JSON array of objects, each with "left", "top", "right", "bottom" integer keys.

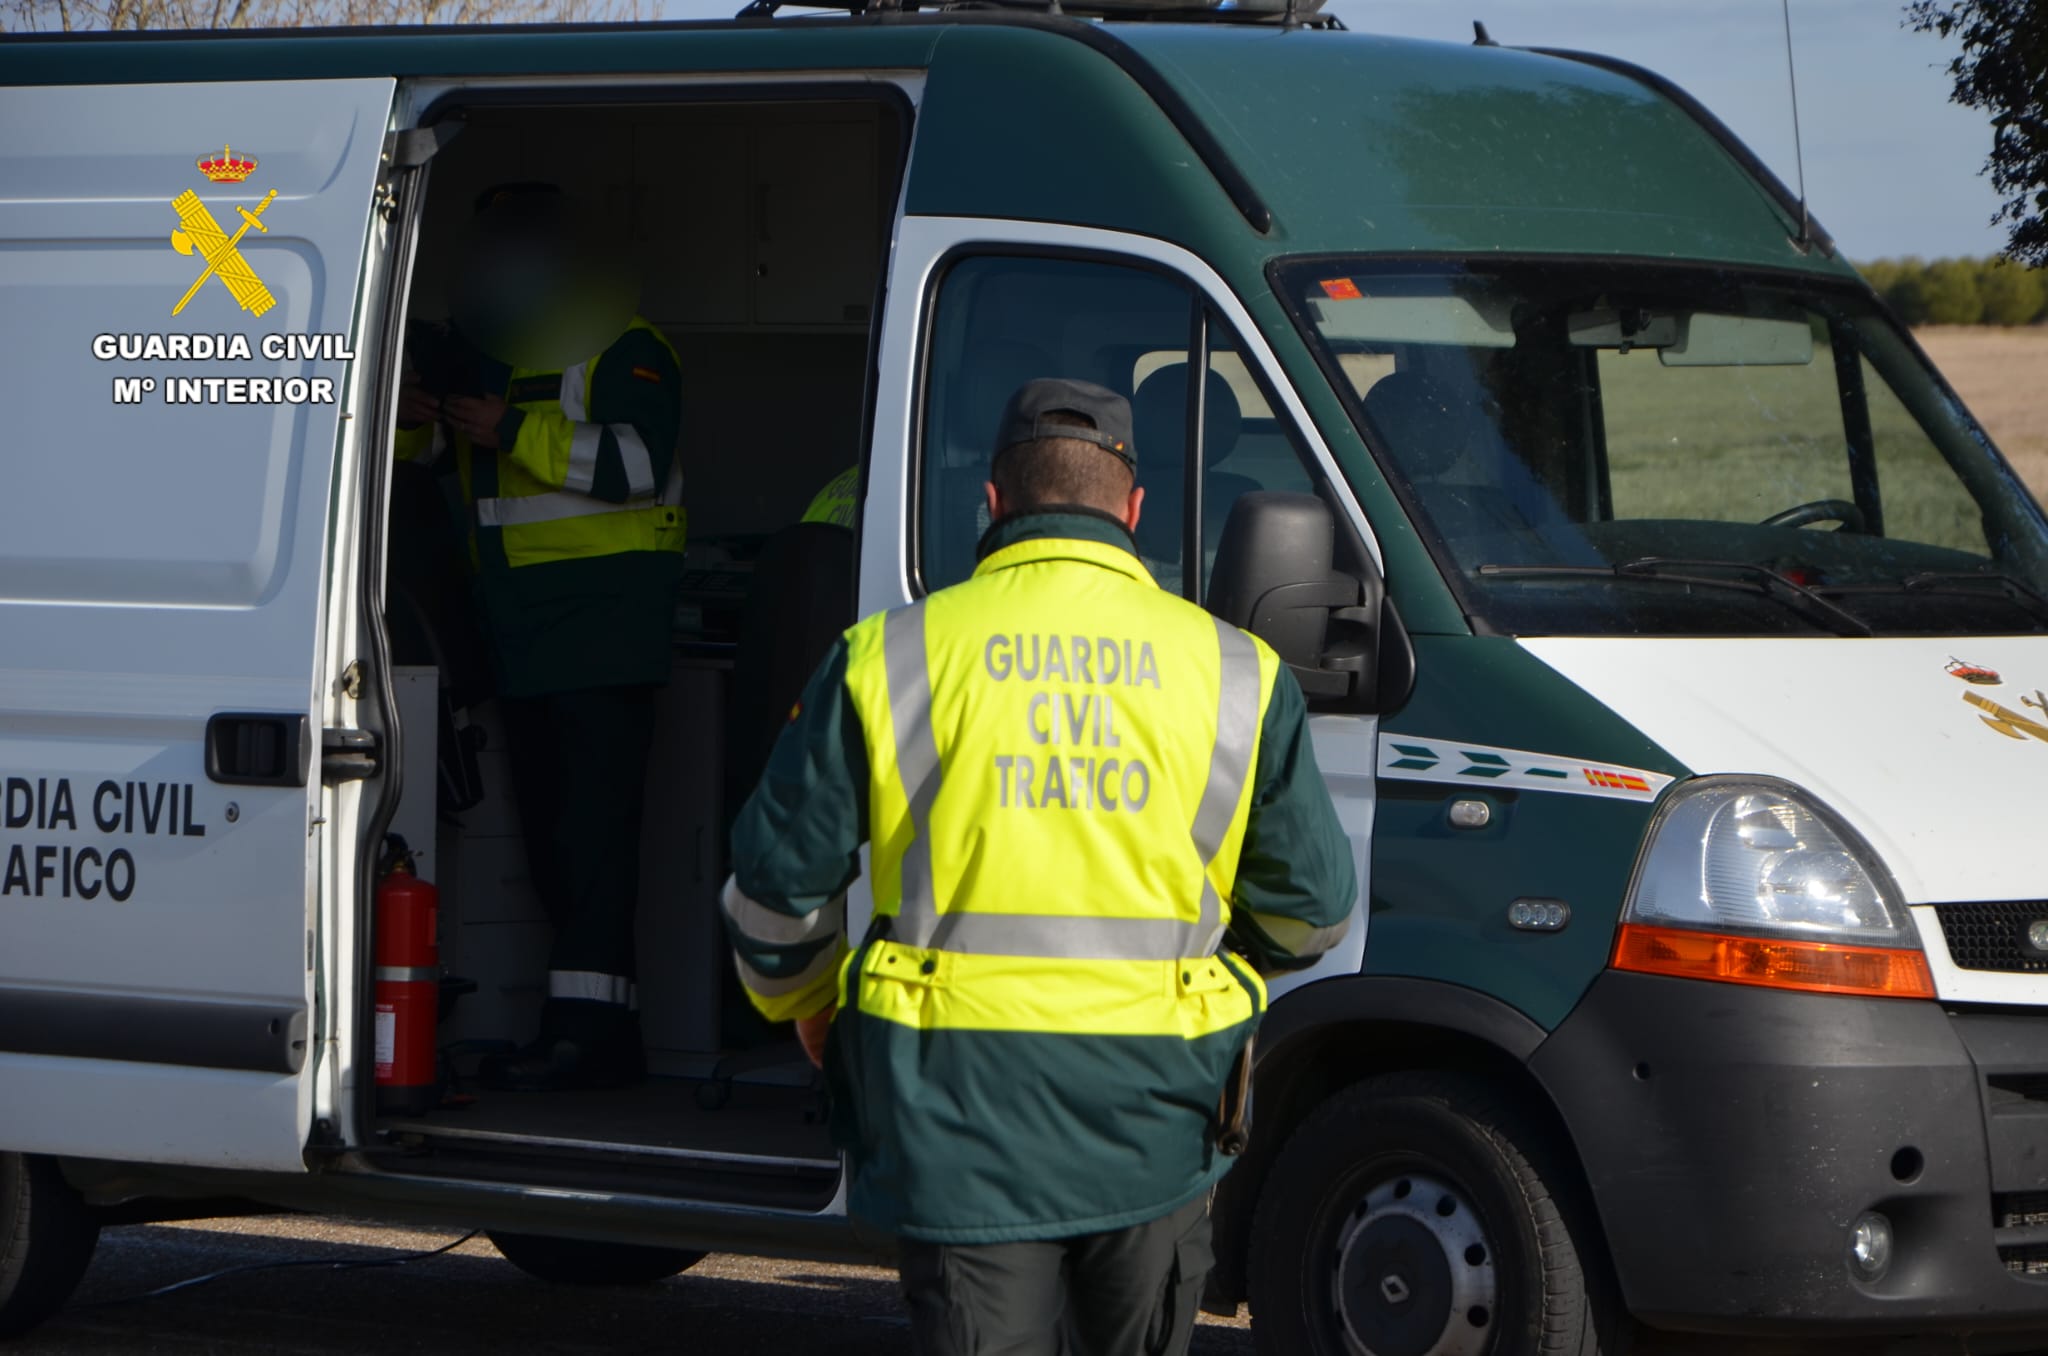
[
  {"left": 615, "top": 424, "right": 656, "bottom": 497},
  {"left": 879, "top": 601, "right": 1262, "bottom": 962},
  {"left": 468, "top": 319, "right": 682, "bottom": 533},
  {"left": 564, "top": 421, "right": 603, "bottom": 493},
  {"left": 559, "top": 358, "right": 589, "bottom": 420},
  {"left": 477, "top": 457, "right": 683, "bottom": 527},
  {"left": 548, "top": 969, "right": 636, "bottom": 1006}
]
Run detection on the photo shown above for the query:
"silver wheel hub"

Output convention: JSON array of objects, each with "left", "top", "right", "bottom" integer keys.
[{"left": 1330, "top": 1172, "right": 1498, "bottom": 1356}]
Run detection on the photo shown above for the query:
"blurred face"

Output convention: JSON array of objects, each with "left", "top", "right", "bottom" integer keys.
[{"left": 453, "top": 197, "right": 639, "bottom": 368}]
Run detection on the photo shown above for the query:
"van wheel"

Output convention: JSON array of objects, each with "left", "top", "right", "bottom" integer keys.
[
  {"left": 1248, "top": 1072, "right": 1625, "bottom": 1356},
  {"left": 0, "top": 1154, "right": 101, "bottom": 1339},
  {"left": 487, "top": 1231, "right": 705, "bottom": 1286}
]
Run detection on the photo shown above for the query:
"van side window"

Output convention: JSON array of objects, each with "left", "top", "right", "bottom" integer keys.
[
  {"left": 918, "top": 255, "right": 1196, "bottom": 593},
  {"left": 1130, "top": 317, "right": 1319, "bottom": 598},
  {"left": 918, "top": 262, "right": 1318, "bottom": 600}
]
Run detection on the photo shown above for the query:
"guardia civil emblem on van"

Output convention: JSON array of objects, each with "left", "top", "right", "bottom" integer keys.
[
  {"left": 1962, "top": 684, "right": 2048, "bottom": 746},
  {"left": 169, "top": 145, "right": 278, "bottom": 317}
]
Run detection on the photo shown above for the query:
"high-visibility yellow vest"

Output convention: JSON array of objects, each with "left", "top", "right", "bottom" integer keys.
[
  {"left": 838, "top": 531, "right": 1278, "bottom": 1043},
  {"left": 801, "top": 466, "right": 859, "bottom": 530},
  {"left": 401, "top": 316, "right": 686, "bottom": 570},
  {"left": 464, "top": 316, "right": 685, "bottom": 569}
]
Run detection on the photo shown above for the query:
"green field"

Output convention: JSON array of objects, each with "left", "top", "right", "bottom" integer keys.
[{"left": 1599, "top": 344, "right": 1993, "bottom": 555}]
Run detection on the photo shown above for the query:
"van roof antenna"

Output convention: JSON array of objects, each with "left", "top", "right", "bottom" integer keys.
[
  {"left": 1472, "top": 21, "right": 1497, "bottom": 46},
  {"left": 1780, "top": 0, "right": 1811, "bottom": 249}
]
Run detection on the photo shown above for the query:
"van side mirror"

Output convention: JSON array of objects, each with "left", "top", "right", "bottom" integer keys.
[{"left": 1207, "top": 492, "right": 1415, "bottom": 714}]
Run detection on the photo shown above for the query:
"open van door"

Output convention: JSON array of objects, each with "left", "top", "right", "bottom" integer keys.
[{"left": 0, "top": 78, "right": 394, "bottom": 1172}]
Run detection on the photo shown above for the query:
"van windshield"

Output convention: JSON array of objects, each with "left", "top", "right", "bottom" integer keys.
[{"left": 1276, "top": 259, "right": 2048, "bottom": 637}]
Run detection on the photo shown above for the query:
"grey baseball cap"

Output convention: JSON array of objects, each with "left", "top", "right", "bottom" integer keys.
[{"left": 994, "top": 378, "right": 1136, "bottom": 470}]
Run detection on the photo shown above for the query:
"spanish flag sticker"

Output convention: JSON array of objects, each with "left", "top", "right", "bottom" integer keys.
[
  {"left": 1319, "top": 278, "right": 1363, "bottom": 300},
  {"left": 631, "top": 365, "right": 663, "bottom": 384},
  {"left": 788, "top": 700, "right": 803, "bottom": 723}
]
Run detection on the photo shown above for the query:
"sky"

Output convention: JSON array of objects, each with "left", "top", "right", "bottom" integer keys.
[{"left": 656, "top": 0, "right": 2007, "bottom": 262}]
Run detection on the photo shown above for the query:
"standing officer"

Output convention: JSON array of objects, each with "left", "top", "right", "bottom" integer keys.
[
  {"left": 396, "top": 184, "right": 685, "bottom": 1092},
  {"left": 721, "top": 379, "right": 1354, "bottom": 1353},
  {"left": 799, "top": 464, "right": 859, "bottom": 529}
]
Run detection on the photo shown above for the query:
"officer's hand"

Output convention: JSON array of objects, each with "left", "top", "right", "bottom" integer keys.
[
  {"left": 796, "top": 1006, "right": 835, "bottom": 1069},
  {"left": 397, "top": 382, "right": 440, "bottom": 430},
  {"left": 443, "top": 395, "right": 508, "bottom": 449}
]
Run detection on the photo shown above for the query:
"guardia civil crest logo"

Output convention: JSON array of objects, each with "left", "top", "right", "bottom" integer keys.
[{"left": 169, "top": 145, "right": 279, "bottom": 317}]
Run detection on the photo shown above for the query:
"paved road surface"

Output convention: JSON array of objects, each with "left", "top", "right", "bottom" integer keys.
[
  {"left": 18, "top": 1214, "right": 2009, "bottom": 1355},
  {"left": 19, "top": 1214, "right": 1252, "bottom": 1355}
]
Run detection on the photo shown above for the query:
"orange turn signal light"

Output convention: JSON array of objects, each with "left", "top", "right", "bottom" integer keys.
[{"left": 1611, "top": 923, "right": 1936, "bottom": 1000}]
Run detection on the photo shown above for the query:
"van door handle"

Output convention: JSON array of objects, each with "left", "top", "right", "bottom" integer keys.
[{"left": 205, "top": 712, "right": 311, "bottom": 787}]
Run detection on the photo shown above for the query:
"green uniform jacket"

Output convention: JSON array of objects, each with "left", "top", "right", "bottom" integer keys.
[{"left": 727, "top": 512, "right": 1356, "bottom": 1243}]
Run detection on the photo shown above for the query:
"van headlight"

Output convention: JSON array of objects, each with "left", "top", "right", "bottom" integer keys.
[{"left": 1615, "top": 779, "right": 1934, "bottom": 999}]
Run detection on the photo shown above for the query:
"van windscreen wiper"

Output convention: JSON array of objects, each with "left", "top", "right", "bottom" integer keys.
[
  {"left": 1811, "top": 571, "right": 2048, "bottom": 630},
  {"left": 1475, "top": 557, "right": 1874, "bottom": 637}
]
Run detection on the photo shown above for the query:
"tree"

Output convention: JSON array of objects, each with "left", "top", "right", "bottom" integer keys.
[
  {"left": 1979, "top": 256, "right": 2048, "bottom": 323},
  {"left": 1, "top": 0, "right": 638, "bottom": 27},
  {"left": 1908, "top": 1, "right": 2048, "bottom": 267},
  {"left": 1859, "top": 257, "right": 1905, "bottom": 299},
  {"left": 1884, "top": 258, "right": 1935, "bottom": 324},
  {"left": 1921, "top": 256, "right": 1987, "bottom": 322}
]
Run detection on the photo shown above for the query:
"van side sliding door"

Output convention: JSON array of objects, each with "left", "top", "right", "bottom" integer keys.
[{"left": 0, "top": 78, "right": 396, "bottom": 1172}]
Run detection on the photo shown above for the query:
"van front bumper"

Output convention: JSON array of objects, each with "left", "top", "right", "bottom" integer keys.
[{"left": 1532, "top": 969, "right": 2048, "bottom": 1343}]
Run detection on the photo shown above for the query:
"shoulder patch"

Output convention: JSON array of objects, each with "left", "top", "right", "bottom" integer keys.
[{"left": 630, "top": 365, "right": 663, "bottom": 384}]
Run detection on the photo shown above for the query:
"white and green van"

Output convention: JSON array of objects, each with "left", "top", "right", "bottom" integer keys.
[{"left": 3, "top": 6, "right": 2047, "bottom": 1353}]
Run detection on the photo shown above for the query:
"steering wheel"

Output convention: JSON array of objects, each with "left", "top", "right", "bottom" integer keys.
[{"left": 1761, "top": 498, "right": 1868, "bottom": 533}]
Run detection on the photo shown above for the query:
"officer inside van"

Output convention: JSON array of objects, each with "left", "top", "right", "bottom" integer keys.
[{"left": 395, "top": 183, "right": 685, "bottom": 1092}]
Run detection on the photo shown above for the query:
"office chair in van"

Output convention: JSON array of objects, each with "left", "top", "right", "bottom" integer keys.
[{"left": 703, "top": 520, "right": 855, "bottom": 1111}]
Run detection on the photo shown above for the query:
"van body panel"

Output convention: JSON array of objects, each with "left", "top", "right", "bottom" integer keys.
[
  {"left": 1522, "top": 635, "right": 2048, "bottom": 908},
  {"left": 1368, "top": 634, "right": 1685, "bottom": 1027},
  {"left": 1118, "top": 27, "right": 1856, "bottom": 276},
  {"left": 0, "top": 76, "right": 394, "bottom": 1172},
  {"left": 0, "top": 26, "right": 945, "bottom": 89}
]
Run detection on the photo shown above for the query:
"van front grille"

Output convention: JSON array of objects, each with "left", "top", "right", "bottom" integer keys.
[
  {"left": 1934, "top": 902, "right": 2048, "bottom": 973},
  {"left": 1996, "top": 1194, "right": 2048, "bottom": 1276}
]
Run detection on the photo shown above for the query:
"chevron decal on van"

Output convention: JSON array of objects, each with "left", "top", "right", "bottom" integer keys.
[{"left": 1377, "top": 737, "right": 1673, "bottom": 803}]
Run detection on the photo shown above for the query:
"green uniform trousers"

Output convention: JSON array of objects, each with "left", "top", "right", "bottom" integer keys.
[
  {"left": 500, "top": 685, "right": 657, "bottom": 987},
  {"left": 899, "top": 1195, "right": 1214, "bottom": 1356}
]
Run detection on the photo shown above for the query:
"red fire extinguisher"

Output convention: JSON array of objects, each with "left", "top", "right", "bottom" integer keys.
[{"left": 375, "top": 837, "right": 439, "bottom": 1116}]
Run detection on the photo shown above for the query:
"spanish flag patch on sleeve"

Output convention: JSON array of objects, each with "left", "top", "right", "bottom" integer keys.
[{"left": 631, "top": 365, "right": 663, "bottom": 384}]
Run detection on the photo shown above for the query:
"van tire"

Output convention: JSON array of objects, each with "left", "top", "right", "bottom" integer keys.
[
  {"left": 487, "top": 1231, "right": 704, "bottom": 1286},
  {"left": 1247, "top": 1072, "right": 1626, "bottom": 1356},
  {"left": 0, "top": 1154, "right": 100, "bottom": 1340}
]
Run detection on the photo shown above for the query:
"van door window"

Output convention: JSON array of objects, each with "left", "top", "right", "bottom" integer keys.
[
  {"left": 918, "top": 263, "right": 1319, "bottom": 601},
  {"left": 1132, "top": 316, "right": 1318, "bottom": 599},
  {"left": 918, "top": 255, "right": 1197, "bottom": 593}
]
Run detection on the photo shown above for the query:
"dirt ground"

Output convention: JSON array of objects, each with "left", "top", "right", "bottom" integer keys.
[{"left": 1916, "top": 325, "right": 2048, "bottom": 505}]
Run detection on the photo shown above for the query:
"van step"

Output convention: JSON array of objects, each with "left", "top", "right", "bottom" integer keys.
[{"left": 378, "top": 1118, "right": 837, "bottom": 1175}]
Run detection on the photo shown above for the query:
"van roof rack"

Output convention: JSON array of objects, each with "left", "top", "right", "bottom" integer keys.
[{"left": 735, "top": 0, "right": 1343, "bottom": 28}]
